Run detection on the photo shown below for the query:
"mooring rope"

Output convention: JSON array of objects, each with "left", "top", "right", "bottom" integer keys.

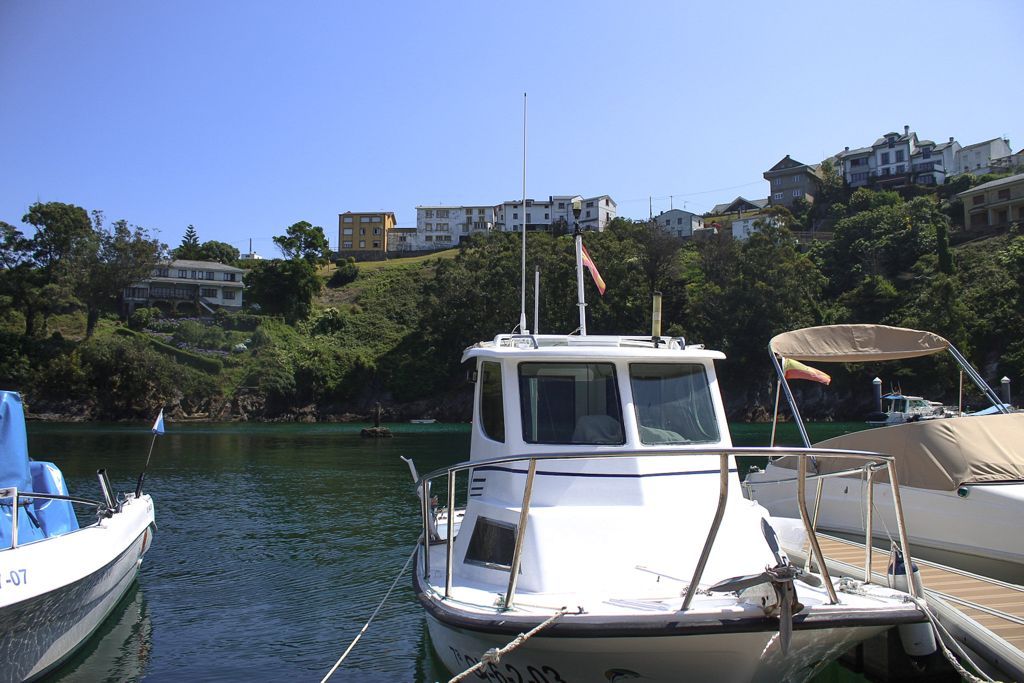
[
  {"left": 321, "top": 545, "right": 418, "bottom": 683},
  {"left": 448, "top": 607, "right": 575, "bottom": 683},
  {"left": 906, "top": 594, "right": 1000, "bottom": 683}
]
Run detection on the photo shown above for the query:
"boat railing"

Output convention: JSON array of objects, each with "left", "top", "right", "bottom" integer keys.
[
  {"left": 416, "top": 446, "right": 917, "bottom": 612},
  {"left": 0, "top": 470, "right": 121, "bottom": 549}
]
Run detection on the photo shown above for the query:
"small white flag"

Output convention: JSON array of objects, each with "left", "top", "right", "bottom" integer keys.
[{"left": 152, "top": 409, "right": 165, "bottom": 435}]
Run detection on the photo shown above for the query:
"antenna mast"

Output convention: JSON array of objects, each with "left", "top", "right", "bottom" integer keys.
[{"left": 519, "top": 92, "right": 529, "bottom": 334}]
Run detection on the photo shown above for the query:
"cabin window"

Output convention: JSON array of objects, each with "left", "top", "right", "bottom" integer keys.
[
  {"left": 518, "top": 363, "right": 623, "bottom": 444},
  {"left": 480, "top": 361, "right": 505, "bottom": 442},
  {"left": 464, "top": 517, "right": 516, "bottom": 569},
  {"left": 629, "top": 363, "right": 720, "bottom": 444}
]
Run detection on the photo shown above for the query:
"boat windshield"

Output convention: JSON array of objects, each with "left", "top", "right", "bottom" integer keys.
[
  {"left": 629, "top": 363, "right": 720, "bottom": 445},
  {"left": 518, "top": 362, "right": 624, "bottom": 444}
]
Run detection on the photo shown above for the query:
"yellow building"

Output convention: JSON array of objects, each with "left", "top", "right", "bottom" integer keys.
[{"left": 338, "top": 211, "right": 396, "bottom": 260}]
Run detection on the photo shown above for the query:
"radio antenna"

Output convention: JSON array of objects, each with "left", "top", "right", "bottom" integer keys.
[{"left": 518, "top": 92, "right": 529, "bottom": 335}]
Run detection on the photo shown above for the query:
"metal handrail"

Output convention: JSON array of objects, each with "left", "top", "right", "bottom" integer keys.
[
  {"left": 0, "top": 487, "right": 108, "bottom": 550},
  {"left": 417, "top": 445, "right": 916, "bottom": 610}
]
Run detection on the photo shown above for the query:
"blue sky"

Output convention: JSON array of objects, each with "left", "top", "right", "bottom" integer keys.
[{"left": 1, "top": 0, "right": 1021, "bottom": 256}]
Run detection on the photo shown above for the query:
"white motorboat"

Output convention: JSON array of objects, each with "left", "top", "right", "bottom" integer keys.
[
  {"left": 865, "top": 393, "right": 948, "bottom": 426},
  {"left": 409, "top": 226, "right": 932, "bottom": 681},
  {"left": 744, "top": 324, "right": 1024, "bottom": 581},
  {"left": 0, "top": 391, "right": 156, "bottom": 681}
]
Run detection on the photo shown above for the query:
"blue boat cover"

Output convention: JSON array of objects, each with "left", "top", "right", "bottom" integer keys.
[{"left": 0, "top": 391, "right": 31, "bottom": 492}]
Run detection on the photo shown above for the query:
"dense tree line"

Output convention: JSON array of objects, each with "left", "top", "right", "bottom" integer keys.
[{"left": 3, "top": 174, "right": 1023, "bottom": 420}]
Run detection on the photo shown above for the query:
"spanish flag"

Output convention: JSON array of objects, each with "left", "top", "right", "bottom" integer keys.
[
  {"left": 581, "top": 244, "right": 606, "bottom": 296},
  {"left": 783, "top": 358, "right": 831, "bottom": 385}
]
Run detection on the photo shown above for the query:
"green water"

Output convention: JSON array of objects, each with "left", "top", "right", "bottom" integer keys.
[{"left": 28, "top": 421, "right": 869, "bottom": 681}]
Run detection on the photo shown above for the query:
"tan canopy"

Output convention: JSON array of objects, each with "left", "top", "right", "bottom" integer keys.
[
  {"left": 769, "top": 324, "right": 949, "bottom": 363},
  {"left": 773, "top": 414, "right": 1024, "bottom": 490}
]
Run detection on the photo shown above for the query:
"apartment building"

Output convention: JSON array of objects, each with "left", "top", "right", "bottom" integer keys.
[
  {"left": 494, "top": 195, "right": 617, "bottom": 232},
  {"left": 338, "top": 212, "right": 396, "bottom": 259},
  {"left": 413, "top": 205, "right": 495, "bottom": 250}
]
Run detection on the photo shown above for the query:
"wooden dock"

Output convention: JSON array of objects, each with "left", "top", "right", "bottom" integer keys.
[{"left": 806, "top": 534, "right": 1024, "bottom": 681}]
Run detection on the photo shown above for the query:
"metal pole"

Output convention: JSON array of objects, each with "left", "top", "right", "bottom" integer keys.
[
  {"left": 886, "top": 461, "right": 919, "bottom": 598},
  {"left": 864, "top": 466, "right": 874, "bottom": 584},
  {"left": 10, "top": 488, "right": 18, "bottom": 549},
  {"left": 948, "top": 344, "right": 1007, "bottom": 412},
  {"left": 519, "top": 93, "right": 528, "bottom": 335},
  {"left": 574, "top": 229, "right": 587, "bottom": 336},
  {"left": 770, "top": 380, "right": 781, "bottom": 447},
  {"left": 505, "top": 458, "right": 538, "bottom": 609},
  {"left": 682, "top": 453, "right": 729, "bottom": 610},
  {"left": 798, "top": 454, "right": 839, "bottom": 603},
  {"left": 421, "top": 479, "right": 431, "bottom": 580},
  {"left": 804, "top": 477, "right": 825, "bottom": 574},
  {"left": 769, "top": 351, "right": 811, "bottom": 447},
  {"left": 533, "top": 266, "right": 540, "bottom": 335},
  {"left": 445, "top": 471, "right": 456, "bottom": 598}
]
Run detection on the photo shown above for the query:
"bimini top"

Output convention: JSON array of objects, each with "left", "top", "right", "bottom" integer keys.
[
  {"left": 776, "top": 413, "right": 1024, "bottom": 490},
  {"left": 769, "top": 324, "right": 949, "bottom": 363}
]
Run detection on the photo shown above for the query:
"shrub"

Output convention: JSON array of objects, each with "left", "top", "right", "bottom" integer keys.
[
  {"left": 329, "top": 258, "right": 359, "bottom": 287},
  {"left": 127, "top": 307, "right": 157, "bottom": 331}
]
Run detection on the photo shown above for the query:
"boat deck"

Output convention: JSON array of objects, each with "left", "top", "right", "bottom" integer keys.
[{"left": 811, "top": 533, "right": 1024, "bottom": 679}]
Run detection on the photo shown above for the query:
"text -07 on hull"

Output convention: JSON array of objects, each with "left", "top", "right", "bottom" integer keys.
[{"left": 411, "top": 328, "right": 932, "bottom": 683}]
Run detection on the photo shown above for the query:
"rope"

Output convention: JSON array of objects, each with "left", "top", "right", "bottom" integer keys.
[
  {"left": 448, "top": 607, "right": 575, "bottom": 683},
  {"left": 906, "top": 595, "right": 1000, "bottom": 683},
  {"left": 320, "top": 545, "right": 418, "bottom": 683}
]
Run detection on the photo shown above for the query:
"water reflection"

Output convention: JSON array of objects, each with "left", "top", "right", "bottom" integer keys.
[{"left": 49, "top": 583, "right": 152, "bottom": 682}]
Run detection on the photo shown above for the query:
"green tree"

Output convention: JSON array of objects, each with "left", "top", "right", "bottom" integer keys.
[
  {"left": 175, "top": 225, "right": 202, "bottom": 260},
  {"left": 78, "top": 213, "right": 165, "bottom": 336},
  {"left": 244, "top": 259, "right": 322, "bottom": 322},
  {"left": 197, "top": 240, "right": 240, "bottom": 265},
  {"left": 273, "top": 221, "right": 331, "bottom": 264}
]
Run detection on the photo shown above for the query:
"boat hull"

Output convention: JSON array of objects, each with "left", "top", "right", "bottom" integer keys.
[
  {"left": 744, "top": 466, "right": 1024, "bottom": 582},
  {"left": 0, "top": 495, "right": 155, "bottom": 682},
  {"left": 426, "top": 612, "right": 887, "bottom": 683}
]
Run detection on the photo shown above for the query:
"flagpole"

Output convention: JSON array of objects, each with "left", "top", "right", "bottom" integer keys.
[
  {"left": 135, "top": 409, "right": 164, "bottom": 498},
  {"left": 574, "top": 226, "right": 587, "bottom": 336}
]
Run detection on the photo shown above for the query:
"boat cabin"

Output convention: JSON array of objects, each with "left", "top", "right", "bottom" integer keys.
[{"left": 447, "top": 334, "right": 773, "bottom": 596}]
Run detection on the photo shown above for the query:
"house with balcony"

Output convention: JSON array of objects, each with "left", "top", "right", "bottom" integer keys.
[
  {"left": 654, "top": 208, "right": 703, "bottom": 238},
  {"left": 494, "top": 195, "right": 617, "bottom": 232},
  {"left": 338, "top": 211, "right": 395, "bottom": 260},
  {"left": 123, "top": 259, "right": 245, "bottom": 315},
  {"left": 764, "top": 155, "right": 823, "bottom": 208},
  {"left": 958, "top": 172, "right": 1024, "bottom": 232},
  {"left": 835, "top": 126, "right": 960, "bottom": 188}
]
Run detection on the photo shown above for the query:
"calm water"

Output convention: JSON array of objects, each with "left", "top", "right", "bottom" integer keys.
[{"left": 30, "top": 421, "right": 868, "bottom": 682}]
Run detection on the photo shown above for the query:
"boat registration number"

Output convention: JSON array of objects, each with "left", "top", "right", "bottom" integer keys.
[
  {"left": 1, "top": 569, "right": 27, "bottom": 588},
  {"left": 449, "top": 646, "right": 567, "bottom": 683}
]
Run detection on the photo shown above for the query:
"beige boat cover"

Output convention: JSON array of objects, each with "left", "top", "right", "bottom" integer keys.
[
  {"left": 772, "top": 414, "right": 1024, "bottom": 490},
  {"left": 769, "top": 324, "right": 949, "bottom": 363}
]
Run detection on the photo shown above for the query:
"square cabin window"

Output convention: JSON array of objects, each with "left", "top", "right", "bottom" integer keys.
[
  {"left": 629, "top": 363, "right": 720, "bottom": 444},
  {"left": 518, "top": 362, "right": 623, "bottom": 444}
]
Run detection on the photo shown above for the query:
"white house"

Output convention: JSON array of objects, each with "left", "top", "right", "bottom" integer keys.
[
  {"left": 655, "top": 209, "right": 704, "bottom": 238},
  {"left": 123, "top": 259, "right": 245, "bottom": 314},
  {"left": 835, "top": 125, "right": 960, "bottom": 188},
  {"left": 409, "top": 205, "right": 496, "bottom": 251},
  {"left": 731, "top": 214, "right": 781, "bottom": 242},
  {"left": 957, "top": 138, "right": 1013, "bottom": 175},
  {"left": 495, "top": 194, "right": 617, "bottom": 232}
]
